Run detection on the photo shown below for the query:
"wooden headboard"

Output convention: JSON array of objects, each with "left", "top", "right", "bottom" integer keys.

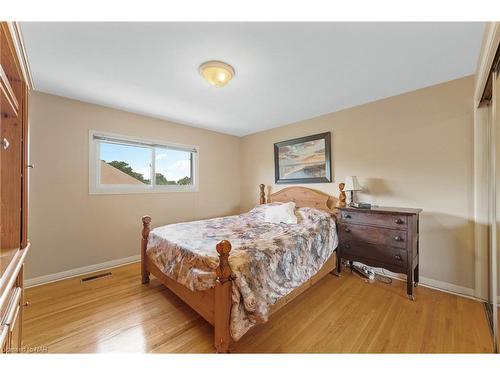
[{"left": 259, "top": 184, "right": 343, "bottom": 214}]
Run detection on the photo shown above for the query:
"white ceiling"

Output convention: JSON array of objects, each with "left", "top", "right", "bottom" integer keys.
[{"left": 21, "top": 22, "right": 484, "bottom": 136}]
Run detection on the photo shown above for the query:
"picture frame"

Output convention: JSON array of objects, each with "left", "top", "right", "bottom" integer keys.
[{"left": 274, "top": 132, "right": 332, "bottom": 184}]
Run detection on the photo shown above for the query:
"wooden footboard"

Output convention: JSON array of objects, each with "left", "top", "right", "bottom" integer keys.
[
  {"left": 141, "top": 216, "right": 233, "bottom": 353},
  {"left": 144, "top": 257, "right": 216, "bottom": 324}
]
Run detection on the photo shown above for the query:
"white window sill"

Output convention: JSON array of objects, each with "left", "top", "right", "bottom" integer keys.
[{"left": 89, "top": 185, "right": 199, "bottom": 195}]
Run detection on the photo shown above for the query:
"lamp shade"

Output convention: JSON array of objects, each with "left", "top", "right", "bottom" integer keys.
[{"left": 344, "top": 176, "right": 362, "bottom": 191}]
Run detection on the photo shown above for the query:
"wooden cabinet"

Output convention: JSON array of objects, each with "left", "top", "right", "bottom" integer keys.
[
  {"left": 336, "top": 206, "right": 421, "bottom": 300},
  {"left": 0, "top": 22, "right": 31, "bottom": 354}
]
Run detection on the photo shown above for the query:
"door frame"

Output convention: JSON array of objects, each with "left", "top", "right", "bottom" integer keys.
[{"left": 474, "top": 22, "right": 500, "bottom": 353}]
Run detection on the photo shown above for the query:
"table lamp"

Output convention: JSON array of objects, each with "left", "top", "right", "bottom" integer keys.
[{"left": 344, "top": 176, "right": 362, "bottom": 204}]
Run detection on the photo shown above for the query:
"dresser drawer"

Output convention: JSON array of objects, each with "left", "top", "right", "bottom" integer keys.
[
  {"left": 339, "top": 210, "right": 407, "bottom": 229},
  {"left": 340, "top": 223, "right": 407, "bottom": 249},
  {"left": 341, "top": 241, "right": 407, "bottom": 268},
  {"left": 0, "top": 287, "right": 22, "bottom": 353},
  {"left": 0, "top": 324, "right": 8, "bottom": 352}
]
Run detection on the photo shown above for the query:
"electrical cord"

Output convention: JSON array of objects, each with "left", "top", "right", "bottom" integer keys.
[{"left": 346, "top": 260, "right": 393, "bottom": 284}]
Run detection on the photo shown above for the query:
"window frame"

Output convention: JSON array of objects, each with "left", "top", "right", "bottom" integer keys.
[{"left": 89, "top": 130, "right": 199, "bottom": 195}]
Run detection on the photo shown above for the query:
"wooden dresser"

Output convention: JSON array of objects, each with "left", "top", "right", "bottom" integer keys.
[
  {"left": 336, "top": 206, "right": 422, "bottom": 300},
  {"left": 0, "top": 22, "right": 31, "bottom": 353}
]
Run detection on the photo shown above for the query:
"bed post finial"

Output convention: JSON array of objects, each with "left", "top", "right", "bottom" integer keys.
[
  {"left": 338, "top": 183, "right": 346, "bottom": 208},
  {"left": 141, "top": 216, "right": 151, "bottom": 284},
  {"left": 216, "top": 240, "right": 233, "bottom": 284},
  {"left": 259, "top": 184, "right": 266, "bottom": 204}
]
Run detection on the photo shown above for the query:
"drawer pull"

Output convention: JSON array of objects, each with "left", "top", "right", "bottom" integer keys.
[
  {"left": 393, "top": 236, "right": 403, "bottom": 242},
  {"left": 395, "top": 218, "right": 404, "bottom": 224},
  {"left": 344, "top": 228, "right": 351, "bottom": 233},
  {"left": 344, "top": 244, "right": 351, "bottom": 249},
  {"left": 394, "top": 254, "right": 402, "bottom": 261},
  {"left": 344, "top": 214, "right": 351, "bottom": 219}
]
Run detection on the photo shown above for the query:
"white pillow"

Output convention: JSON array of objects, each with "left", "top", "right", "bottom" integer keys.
[{"left": 264, "top": 202, "right": 298, "bottom": 224}]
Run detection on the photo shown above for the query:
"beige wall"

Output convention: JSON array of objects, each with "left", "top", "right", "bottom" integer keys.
[
  {"left": 27, "top": 92, "right": 241, "bottom": 279},
  {"left": 241, "top": 76, "right": 475, "bottom": 290}
]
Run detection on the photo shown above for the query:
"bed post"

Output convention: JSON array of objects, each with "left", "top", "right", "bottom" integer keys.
[
  {"left": 141, "top": 216, "right": 151, "bottom": 284},
  {"left": 338, "top": 183, "right": 347, "bottom": 208},
  {"left": 214, "top": 239, "right": 233, "bottom": 353},
  {"left": 259, "top": 184, "right": 266, "bottom": 204},
  {"left": 333, "top": 184, "right": 344, "bottom": 277}
]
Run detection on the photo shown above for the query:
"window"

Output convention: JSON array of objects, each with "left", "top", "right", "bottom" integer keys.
[{"left": 89, "top": 130, "right": 198, "bottom": 194}]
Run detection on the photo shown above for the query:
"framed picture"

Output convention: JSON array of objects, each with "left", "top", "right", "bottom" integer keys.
[{"left": 274, "top": 132, "right": 332, "bottom": 184}]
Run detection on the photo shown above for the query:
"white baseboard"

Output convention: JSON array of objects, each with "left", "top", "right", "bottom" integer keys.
[
  {"left": 354, "top": 263, "right": 479, "bottom": 301},
  {"left": 25, "top": 255, "right": 140, "bottom": 288},
  {"left": 383, "top": 271, "right": 498, "bottom": 306},
  {"left": 418, "top": 276, "right": 477, "bottom": 300}
]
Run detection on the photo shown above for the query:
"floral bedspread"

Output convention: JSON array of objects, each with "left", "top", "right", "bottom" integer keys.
[{"left": 146, "top": 204, "right": 338, "bottom": 340}]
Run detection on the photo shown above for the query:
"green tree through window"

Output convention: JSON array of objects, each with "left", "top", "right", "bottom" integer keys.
[{"left": 104, "top": 160, "right": 192, "bottom": 186}]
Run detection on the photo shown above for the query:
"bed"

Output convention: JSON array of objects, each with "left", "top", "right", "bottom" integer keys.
[{"left": 140, "top": 185, "right": 343, "bottom": 352}]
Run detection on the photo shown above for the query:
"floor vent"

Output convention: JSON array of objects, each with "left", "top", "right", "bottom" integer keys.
[{"left": 81, "top": 272, "right": 112, "bottom": 283}]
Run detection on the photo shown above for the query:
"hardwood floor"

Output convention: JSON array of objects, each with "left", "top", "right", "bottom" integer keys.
[{"left": 23, "top": 262, "right": 493, "bottom": 353}]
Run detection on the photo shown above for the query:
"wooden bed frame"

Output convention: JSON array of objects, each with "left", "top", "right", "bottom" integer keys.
[{"left": 141, "top": 184, "right": 342, "bottom": 353}]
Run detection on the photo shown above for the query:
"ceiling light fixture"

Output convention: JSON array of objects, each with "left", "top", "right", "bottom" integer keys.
[{"left": 199, "top": 61, "right": 235, "bottom": 88}]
